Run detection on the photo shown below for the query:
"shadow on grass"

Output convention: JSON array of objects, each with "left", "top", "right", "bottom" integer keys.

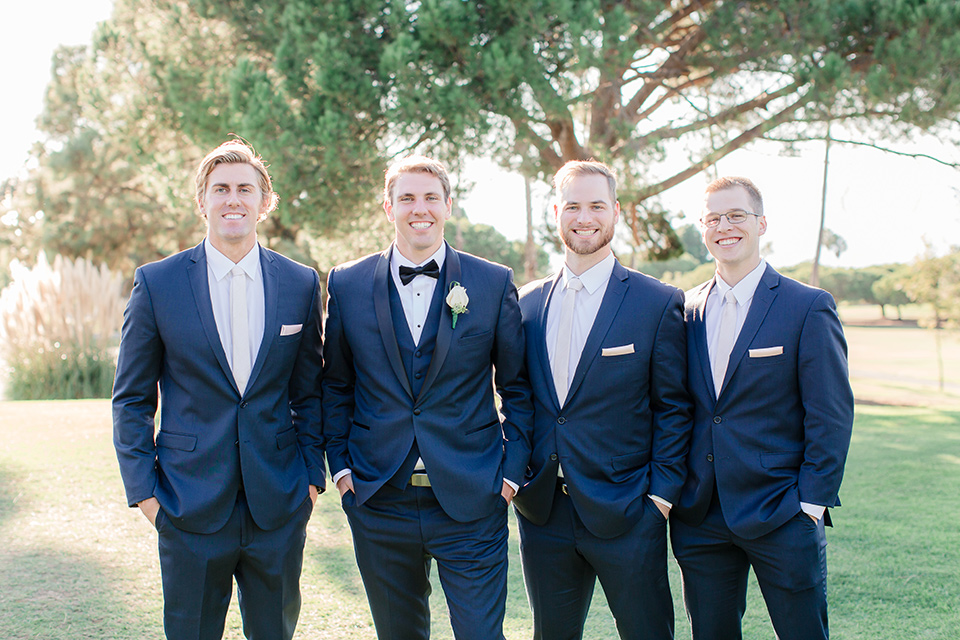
[
  {"left": 0, "top": 462, "right": 27, "bottom": 531},
  {"left": 0, "top": 548, "right": 159, "bottom": 640}
]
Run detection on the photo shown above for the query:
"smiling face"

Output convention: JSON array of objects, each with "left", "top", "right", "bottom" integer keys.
[
  {"left": 200, "top": 162, "right": 268, "bottom": 261},
  {"left": 702, "top": 185, "right": 766, "bottom": 285},
  {"left": 384, "top": 171, "right": 452, "bottom": 264},
  {"left": 555, "top": 173, "right": 620, "bottom": 274}
]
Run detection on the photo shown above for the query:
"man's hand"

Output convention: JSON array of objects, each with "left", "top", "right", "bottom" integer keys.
[
  {"left": 337, "top": 474, "right": 355, "bottom": 498},
  {"left": 500, "top": 481, "right": 517, "bottom": 505},
  {"left": 138, "top": 497, "right": 161, "bottom": 527},
  {"left": 309, "top": 484, "right": 320, "bottom": 506},
  {"left": 654, "top": 501, "right": 670, "bottom": 520}
]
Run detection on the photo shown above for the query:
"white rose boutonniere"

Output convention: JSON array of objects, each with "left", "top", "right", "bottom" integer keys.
[{"left": 446, "top": 281, "right": 469, "bottom": 329}]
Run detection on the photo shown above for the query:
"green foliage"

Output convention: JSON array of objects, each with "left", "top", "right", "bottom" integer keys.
[
  {"left": 899, "top": 246, "right": 960, "bottom": 329},
  {"left": 871, "top": 264, "right": 913, "bottom": 317},
  {"left": 7, "top": 0, "right": 960, "bottom": 273},
  {"left": 447, "top": 214, "right": 550, "bottom": 285},
  {"left": 0, "top": 254, "right": 124, "bottom": 400}
]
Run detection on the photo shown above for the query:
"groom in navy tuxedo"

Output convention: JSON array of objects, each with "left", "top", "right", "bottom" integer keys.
[
  {"left": 671, "top": 176, "right": 854, "bottom": 640},
  {"left": 513, "top": 160, "right": 692, "bottom": 639},
  {"left": 322, "top": 156, "right": 533, "bottom": 640},
  {"left": 113, "top": 140, "right": 324, "bottom": 640}
]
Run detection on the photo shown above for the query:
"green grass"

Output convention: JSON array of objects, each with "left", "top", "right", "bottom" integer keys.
[{"left": 1, "top": 400, "right": 958, "bottom": 639}]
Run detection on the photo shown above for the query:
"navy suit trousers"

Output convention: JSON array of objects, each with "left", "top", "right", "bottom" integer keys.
[
  {"left": 343, "top": 484, "right": 509, "bottom": 640},
  {"left": 517, "top": 487, "right": 673, "bottom": 640},
  {"left": 156, "top": 493, "right": 313, "bottom": 640},
  {"left": 670, "top": 494, "right": 828, "bottom": 640}
]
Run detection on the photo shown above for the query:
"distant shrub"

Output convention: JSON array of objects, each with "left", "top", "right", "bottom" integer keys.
[{"left": 0, "top": 253, "right": 125, "bottom": 400}]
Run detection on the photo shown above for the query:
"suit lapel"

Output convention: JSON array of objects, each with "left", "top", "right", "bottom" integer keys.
[
  {"left": 418, "top": 243, "right": 460, "bottom": 402},
  {"left": 720, "top": 264, "right": 779, "bottom": 395},
  {"left": 689, "top": 279, "right": 716, "bottom": 399},
  {"left": 565, "top": 261, "right": 628, "bottom": 406},
  {"left": 186, "top": 243, "right": 236, "bottom": 391},
  {"left": 373, "top": 247, "right": 414, "bottom": 399},
  {"left": 538, "top": 273, "right": 564, "bottom": 410},
  {"left": 245, "top": 246, "right": 277, "bottom": 394}
]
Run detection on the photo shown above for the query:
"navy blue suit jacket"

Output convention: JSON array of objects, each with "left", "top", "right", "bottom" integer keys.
[
  {"left": 113, "top": 242, "right": 325, "bottom": 534},
  {"left": 321, "top": 243, "right": 534, "bottom": 523},
  {"left": 513, "top": 261, "right": 692, "bottom": 539},
  {"left": 673, "top": 264, "right": 854, "bottom": 540}
]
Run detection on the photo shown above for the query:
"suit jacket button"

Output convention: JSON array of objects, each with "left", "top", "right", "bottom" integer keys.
[
  {"left": 415, "top": 350, "right": 422, "bottom": 357},
  {"left": 414, "top": 372, "right": 422, "bottom": 379},
  {"left": 549, "top": 453, "right": 558, "bottom": 461},
  {"left": 713, "top": 416, "right": 722, "bottom": 424},
  {"left": 240, "top": 401, "right": 248, "bottom": 409},
  {"left": 413, "top": 408, "right": 421, "bottom": 416},
  {"left": 706, "top": 454, "right": 714, "bottom": 462},
  {"left": 557, "top": 417, "right": 566, "bottom": 425}
]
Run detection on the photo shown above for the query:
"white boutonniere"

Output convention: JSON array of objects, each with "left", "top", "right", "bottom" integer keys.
[{"left": 446, "top": 281, "right": 469, "bottom": 329}]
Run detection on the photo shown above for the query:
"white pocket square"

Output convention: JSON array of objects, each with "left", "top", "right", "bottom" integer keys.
[
  {"left": 602, "top": 344, "right": 635, "bottom": 357},
  {"left": 280, "top": 324, "right": 303, "bottom": 336},
  {"left": 749, "top": 346, "right": 783, "bottom": 358}
]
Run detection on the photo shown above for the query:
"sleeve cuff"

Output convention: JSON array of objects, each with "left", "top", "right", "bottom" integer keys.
[
  {"left": 800, "top": 502, "right": 826, "bottom": 520},
  {"left": 332, "top": 469, "right": 352, "bottom": 485},
  {"left": 649, "top": 494, "right": 673, "bottom": 509},
  {"left": 503, "top": 478, "right": 519, "bottom": 492}
]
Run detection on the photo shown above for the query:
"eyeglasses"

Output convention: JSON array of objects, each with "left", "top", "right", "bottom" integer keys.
[{"left": 700, "top": 209, "right": 762, "bottom": 228}]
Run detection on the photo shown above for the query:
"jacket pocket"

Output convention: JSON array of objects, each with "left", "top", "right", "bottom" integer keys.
[
  {"left": 156, "top": 431, "right": 197, "bottom": 452},
  {"left": 276, "top": 427, "right": 297, "bottom": 449},
  {"left": 611, "top": 449, "right": 649, "bottom": 471},
  {"left": 458, "top": 330, "right": 493, "bottom": 346},
  {"left": 465, "top": 419, "right": 499, "bottom": 435},
  {"left": 760, "top": 450, "right": 803, "bottom": 469}
]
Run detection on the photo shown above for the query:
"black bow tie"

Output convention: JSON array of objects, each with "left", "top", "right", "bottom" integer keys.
[{"left": 399, "top": 260, "right": 440, "bottom": 285}]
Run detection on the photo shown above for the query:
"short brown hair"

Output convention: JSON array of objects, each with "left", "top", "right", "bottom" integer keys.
[
  {"left": 704, "top": 176, "right": 763, "bottom": 216},
  {"left": 195, "top": 140, "right": 278, "bottom": 220},
  {"left": 554, "top": 160, "right": 617, "bottom": 203},
  {"left": 383, "top": 155, "right": 452, "bottom": 204}
]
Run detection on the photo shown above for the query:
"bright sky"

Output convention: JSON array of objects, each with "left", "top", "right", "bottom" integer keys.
[{"left": 4, "top": 1, "right": 960, "bottom": 270}]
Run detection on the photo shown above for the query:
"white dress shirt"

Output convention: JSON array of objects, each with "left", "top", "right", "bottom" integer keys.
[
  {"left": 390, "top": 244, "right": 446, "bottom": 345},
  {"left": 204, "top": 238, "right": 265, "bottom": 380},
  {"left": 705, "top": 260, "right": 824, "bottom": 521},
  {"left": 545, "top": 253, "right": 615, "bottom": 386}
]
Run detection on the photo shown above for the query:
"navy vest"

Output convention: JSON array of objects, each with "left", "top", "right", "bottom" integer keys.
[{"left": 386, "top": 268, "right": 447, "bottom": 488}]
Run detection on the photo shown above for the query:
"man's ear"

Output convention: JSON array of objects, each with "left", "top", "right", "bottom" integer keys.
[{"left": 383, "top": 198, "right": 395, "bottom": 223}]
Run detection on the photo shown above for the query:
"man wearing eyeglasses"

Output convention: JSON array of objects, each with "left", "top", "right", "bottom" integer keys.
[{"left": 670, "top": 176, "right": 854, "bottom": 640}]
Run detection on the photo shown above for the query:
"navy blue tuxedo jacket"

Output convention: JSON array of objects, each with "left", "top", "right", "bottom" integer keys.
[
  {"left": 674, "top": 264, "right": 854, "bottom": 540},
  {"left": 113, "top": 242, "right": 325, "bottom": 534},
  {"left": 321, "top": 243, "right": 534, "bottom": 523},
  {"left": 512, "top": 260, "right": 692, "bottom": 539}
]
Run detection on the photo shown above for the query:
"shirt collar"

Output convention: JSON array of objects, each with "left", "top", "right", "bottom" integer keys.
[
  {"left": 713, "top": 258, "right": 766, "bottom": 306},
  {"left": 391, "top": 242, "right": 447, "bottom": 272},
  {"left": 204, "top": 237, "right": 261, "bottom": 281},
  {"left": 562, "top": 252, "right": 615, "bottom": 295}
]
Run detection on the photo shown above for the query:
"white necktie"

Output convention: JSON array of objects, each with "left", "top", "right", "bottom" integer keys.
[
  {"left": 553, "top": 277, "right": 583, "bottom": 406},
  {"left": 712, "top": 290, "right": 738, "bottom": 397},
  {"left": 231, "top": 266, "right": 251, "bottom": 394}
]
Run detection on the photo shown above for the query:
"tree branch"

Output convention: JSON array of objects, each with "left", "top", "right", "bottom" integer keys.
[
  {"left": 762, "top": 135, "right": 960, "bottom": 169},
  {"left": 634, "top": 91, "right": 813, "bottom": 200}
]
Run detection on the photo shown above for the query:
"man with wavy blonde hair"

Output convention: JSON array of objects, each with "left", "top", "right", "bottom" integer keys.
[{"left": 114, "top": 139, "right": 324, "bottom": 639}]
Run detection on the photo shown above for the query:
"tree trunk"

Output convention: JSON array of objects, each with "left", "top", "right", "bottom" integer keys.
[
  {"left": 811, "top": 124, "right": 832, "bottom": 288},
  {"left": 524, "top": 175, "right": 537, "bottom": 284}
]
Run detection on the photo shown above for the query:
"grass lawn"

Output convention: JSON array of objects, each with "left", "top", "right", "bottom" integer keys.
[{"left": 1, "top": 398, "right": 958, "bottom": 639}]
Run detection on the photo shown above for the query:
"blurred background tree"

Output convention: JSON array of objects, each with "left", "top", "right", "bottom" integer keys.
[{"left": 4, "top": 0, "right": 960, "bottom": 275}]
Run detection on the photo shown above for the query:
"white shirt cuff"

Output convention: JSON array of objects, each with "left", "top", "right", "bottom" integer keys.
[
  {"left": 332, "top": 469, "right": 352, "bottom": 485},
  {"left": 649, "top": 494, "right": 672, "bottom": 509},
  {"left": 503, "top": 478, "right": 519, "bottom": 492},
  {"left": 800, "top": 502, "right": 826, "bottom": 520}
]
